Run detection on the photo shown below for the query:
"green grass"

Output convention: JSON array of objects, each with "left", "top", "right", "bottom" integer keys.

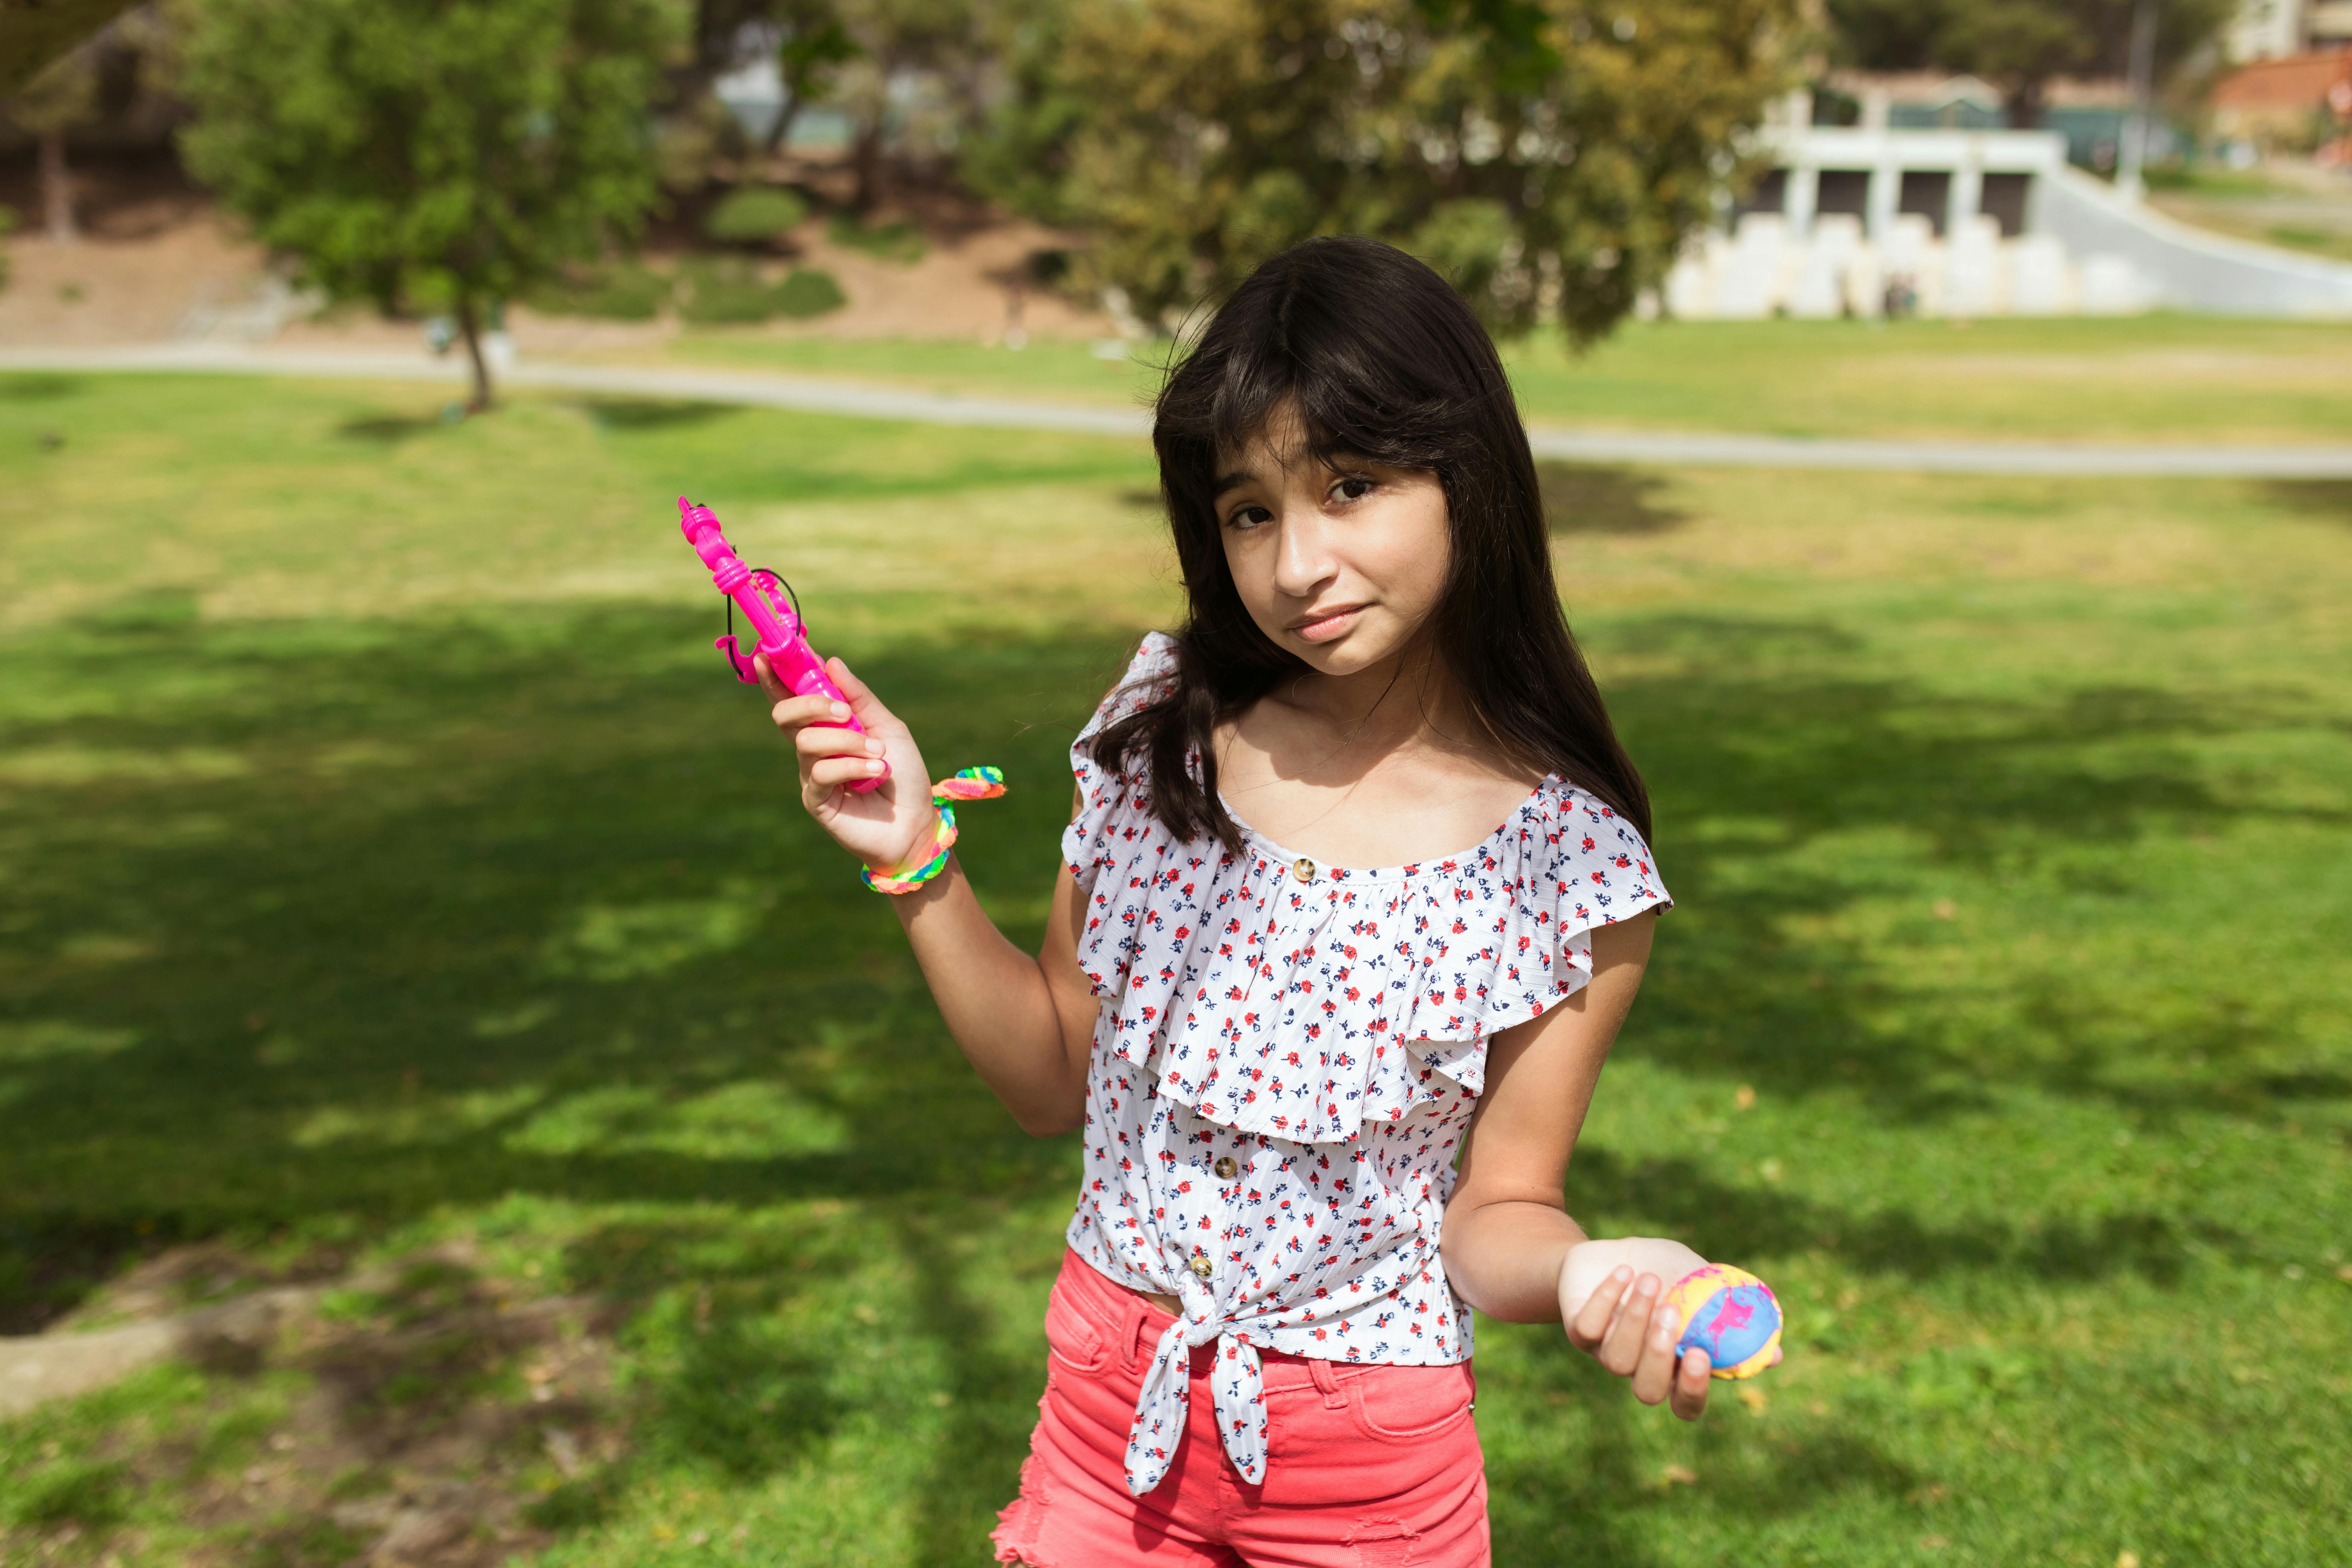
[
  {"left": 1, "top": 368, "right": 2348, "bottom": 1566},
  {"left": 2259, "top": 224, "right": 2352, "bottom": 262},
  {"left": 2142, "top": 167, "right": 2298, "bottom": 200},
  {"left": 1496, "top": 315, "right": 2352, "bottom": 443},
  {"left": 652, "top": 316, "right": 2352, "bottom": 445},
  {"left": 825, "top": 214, "right": 928, "bottom": 265}
]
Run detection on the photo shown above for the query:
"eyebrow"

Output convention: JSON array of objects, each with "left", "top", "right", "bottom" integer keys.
[{"left": 1211, "top": 470, "right": 1254, "bottom": 498}]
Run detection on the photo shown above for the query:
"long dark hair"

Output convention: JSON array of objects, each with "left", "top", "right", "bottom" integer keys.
[{"left": 1093, "top": 235, "right": 1651, "bottom": 850}]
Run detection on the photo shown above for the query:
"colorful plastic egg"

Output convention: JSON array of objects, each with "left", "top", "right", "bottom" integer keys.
[{"left": 1662, "top": 1264, "right": 1783, "bottom": 1380}]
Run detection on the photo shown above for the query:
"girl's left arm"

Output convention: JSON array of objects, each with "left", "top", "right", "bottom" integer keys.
[{"left": 1440, "top": 909, "right": 1714, "bottom": 1420}]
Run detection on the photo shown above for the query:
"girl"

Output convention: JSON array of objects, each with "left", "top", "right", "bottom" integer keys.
[{"left": 761, "top": 237, "right": 1731, "bottom": 1567}]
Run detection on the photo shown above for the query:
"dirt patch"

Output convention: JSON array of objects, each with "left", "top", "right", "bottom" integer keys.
[
  {"left": 2, "top": 1242, "right": 626, "bottom": 1567},
  {"left": 1, "top": 152, "right": 1114, "bottom": 351}
]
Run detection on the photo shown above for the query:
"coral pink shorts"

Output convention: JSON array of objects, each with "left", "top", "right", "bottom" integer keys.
[{"left": 993, "top": 1250, "right": 1489, "bottom": 1568}]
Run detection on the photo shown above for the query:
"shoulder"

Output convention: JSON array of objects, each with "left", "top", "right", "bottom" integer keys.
[
  {"left": 1537, "top": 779, "right": 1649, "bottom": 842},
  {"left": 1529, "top": 778, "right": 1667, "bottom": 917},
  {"left": 1117, "top": 629, "right": 1181, "bottom": 698},
  {"left": 1078, "top": 630, "right": 1182, "bottom": 741}
]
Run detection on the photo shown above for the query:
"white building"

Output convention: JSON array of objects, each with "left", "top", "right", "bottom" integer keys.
[
  {"left": 2227, "top": 0, "right": 2352, "bottom": 61},
  {"left": 2230, "top": 0, "right": 2308, "bottom": 62},
  {"left": 1660, "top": 90, "right": 2352, "bottom": 320}
]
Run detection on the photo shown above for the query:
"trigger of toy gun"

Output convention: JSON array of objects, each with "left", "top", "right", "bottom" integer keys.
[{"left": 715, "top": 634, "right": 761, "bottom": 684}]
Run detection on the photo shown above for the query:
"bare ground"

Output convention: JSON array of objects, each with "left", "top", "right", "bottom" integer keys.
[
  {"left": 0, "top": 152, "right": 1112, "bottom": 352},
  {"left": 2, "top": 1240, "right": 628, "bottom": 1567}
]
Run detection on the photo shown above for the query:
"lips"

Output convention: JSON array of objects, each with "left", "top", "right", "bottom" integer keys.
[{"left": 1288, "top": 605, "right": 1363, "bottom": 643}]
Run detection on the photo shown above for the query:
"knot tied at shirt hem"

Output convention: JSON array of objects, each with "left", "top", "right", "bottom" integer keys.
[{"left": 1121, "top": 1273, "right": 1267, "bottom": 1496}]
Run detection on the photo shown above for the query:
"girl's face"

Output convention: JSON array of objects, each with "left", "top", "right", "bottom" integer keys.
[{"left": 1212, "top": 414, "right": 1451, "bottom": 677}]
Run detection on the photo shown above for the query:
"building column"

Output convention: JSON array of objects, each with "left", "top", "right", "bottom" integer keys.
[
  {"left": 1947, "top": 156, "right": 1983, "bottom": 239},
  {"left": 1866, "top": 158, "right": 1901, "bottom": 244},
  {"left": 1785, "top": 163, "right": 1820, "bottom": 239}
]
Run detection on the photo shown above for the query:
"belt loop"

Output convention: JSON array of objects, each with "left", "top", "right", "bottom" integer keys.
[{"left": 1308, "top": 1357, "right": 1348, "bottom": 1409}]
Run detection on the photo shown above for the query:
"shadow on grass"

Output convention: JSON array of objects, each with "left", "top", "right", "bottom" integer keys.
[
  {"left": 0, "top": 602, "right": 2331, "bottom": 1556},
  {"left": 1537, "top": 462, "right": 1689, "bottom": 535},
  {"left": 0, "top": 373, "right": 80, "bottom": 401},
  {"left": 1612, "top": 615, "right": 2346, "bottom": 1129},
  {"left": 2264, "top": 478, "right": 2352, "bottom": 526},
  {"left": 575, "top": 398, "right": 738, "bottom": 432},
  {"left": 336, "top": 413, "right": 451, "bottom": 444},
  {"left": 1563, "top": 1147, "right": 2230, "bottom": 1285}
]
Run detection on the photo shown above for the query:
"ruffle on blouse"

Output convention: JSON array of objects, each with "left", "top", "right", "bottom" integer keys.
[{"left": 1063, "top": 631, "right": 1671, "bottom": 1145}]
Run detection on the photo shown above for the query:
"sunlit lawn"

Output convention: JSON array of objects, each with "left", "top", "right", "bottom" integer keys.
[
  {"left": 649, "top": 314, "right": 2352, "bottom": 446},
  {"left": 0, "top": 364, "right": 2347, "bottom": 1567}
]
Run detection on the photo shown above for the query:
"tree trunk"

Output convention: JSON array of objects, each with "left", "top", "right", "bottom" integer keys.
[
  {"left": 455, "top": 295, "right": 493, "bottom": 411},
  {"left": 38, "top": 129, "right": 75, "bottom": 245},
  {"left": 850, "top": 115, "right": 886, "bottom": 214},
  {"left": 2004, "top": 77, "right": 2049, "bottom": 132},
  {"left": 761, "top": 92, "right": 802, "bottom": 158}
]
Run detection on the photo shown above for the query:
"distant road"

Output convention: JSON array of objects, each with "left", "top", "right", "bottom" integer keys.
[{"left": 6, "top": 341, "right": 2352, "bottom": 479}]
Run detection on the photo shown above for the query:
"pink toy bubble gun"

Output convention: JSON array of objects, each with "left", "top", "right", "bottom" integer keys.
[{"left": 677, "top": 496, "right": 886, "bottom": 793}]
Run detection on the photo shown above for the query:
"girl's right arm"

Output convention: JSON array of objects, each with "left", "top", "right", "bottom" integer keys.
[{"left": 760, "top": 654, "right": 1098, "bottom": 1136}]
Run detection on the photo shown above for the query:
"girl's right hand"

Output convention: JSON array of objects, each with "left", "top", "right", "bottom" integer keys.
[{"left": 755, "top": 653, "right": 940, "bottom": 876}]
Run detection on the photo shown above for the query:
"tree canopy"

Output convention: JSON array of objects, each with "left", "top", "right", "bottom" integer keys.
[
  {"left": 1039, "top": 0, "right": 1801, "bottom": 342},
  {"left": 1825, "top": 0, "right": 2233, "bottom": 127},
  {"left": 0, "top": 0, "right": 138, "bottom": 96},
  {"left": 178, "top": 0, "right": 681, "bottom": 407}
]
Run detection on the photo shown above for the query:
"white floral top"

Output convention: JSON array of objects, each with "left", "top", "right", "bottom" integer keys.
[{"left": 1059, "top": 634, "right": 1672, "bottom": 1496}]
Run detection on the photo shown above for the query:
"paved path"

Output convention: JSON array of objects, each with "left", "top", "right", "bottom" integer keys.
[{"left": 7, "top": 342, "right": 2351, "bottom": 479}]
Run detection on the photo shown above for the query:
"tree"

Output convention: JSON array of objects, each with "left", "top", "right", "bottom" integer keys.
[
  {"left": 0, "top": 0, "right": 139, "bottom": 97},
  {"left": 1050, "top": 0, "right": 1802, "bottom": 344},
  {"left": 1825, "top": 0, "right": 2232, "bottom": 130},
  {"left": 955, "top": 0, "right": 1085, "bottom": 222},
  {"left": 5, "top": 46, "right": 100, "bottom": 244},
  {"left": 828, "top": 0, "right": 984, "bottom": 211},
  {"left": 763, "top": 0, "right": 859, "bottom": 155},
  {"left": 178, "top": 0, "right": 679, "bottom": 409}
]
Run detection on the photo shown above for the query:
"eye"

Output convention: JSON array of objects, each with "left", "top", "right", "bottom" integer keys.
[
  {"left": 1329, "top": 475, "right": 1376, "bottom": 504},
  {"left": 1225, "top": 503, "right": 1274, "bottom": 531}
]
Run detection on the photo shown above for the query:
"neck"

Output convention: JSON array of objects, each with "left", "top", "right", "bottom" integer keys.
[{"left": 1284, "top": 634, "right": 1472, "bottom": 757}]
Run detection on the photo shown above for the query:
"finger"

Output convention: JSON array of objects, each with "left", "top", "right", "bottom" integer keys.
[
  {"left": 796, "top": 724, "right": 884, "bottom": 764},
  {"left": 1628, "top": 1304, "right": 1681, "bottom": 1406},
  {"left": 823, "top": 657, "right": 906, "bottom": 736},
  {"left": 1670, "top": 1349, "right": 1714, "bottom": 1421},
  {"left": 810, "top": 754, "right": 889, "bottom": 789},
  {"left": 771, "top": 693, "right": 852, "bottom": 734},
  {"left": 1595, "top": 1272, "right": 1661, "bottom": 1376},
  {"left": 753, "top": 653, "right": 789, "bottom": 706},
  {"left": 1567, "top": 1267, "right": 1631, "bottom": 1352}
]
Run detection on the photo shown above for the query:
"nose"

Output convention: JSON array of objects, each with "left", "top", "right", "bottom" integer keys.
[{"left": 1270, "top": 507, "right": 1337, "bottom": 601}]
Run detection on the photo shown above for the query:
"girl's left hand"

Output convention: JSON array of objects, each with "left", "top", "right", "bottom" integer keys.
[{"left": 1559, "top": 1239, "right": 1715, "bottom": 1421}]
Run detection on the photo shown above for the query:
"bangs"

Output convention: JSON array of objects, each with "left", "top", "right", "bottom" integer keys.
[{"left": 1155, "top": 260, "right": 1492, "bottom": 519}]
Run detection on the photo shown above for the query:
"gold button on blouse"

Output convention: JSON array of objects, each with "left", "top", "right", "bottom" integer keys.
[
  {"left": 1214, "top": 1156, "right": 1239, "bottom": 1180},
  {"left": 1292, "top": 856, "right": 1316, "bottom": 882},
  {"left": 1189, "top": 1255, "right": 1214, "bottom": 1278}
]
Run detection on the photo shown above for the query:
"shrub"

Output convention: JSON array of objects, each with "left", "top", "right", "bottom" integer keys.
[
  {"left": 675, "top": 259, "right": 846, "bottom": 325},
  {"left": 825, "top": 213, "right": 926, "bottom": 264},
  {"left": 774, "top": 267, "right": 846, "bottom": 319},
  {"left": 704, "top": 187, "right": 809, "bottom": 247},
  {"left": 525, "top": 260, "right": 671, "bottom": 321},
  {"left": 676, "top": 257, "right": 776, "bottom": 324}
]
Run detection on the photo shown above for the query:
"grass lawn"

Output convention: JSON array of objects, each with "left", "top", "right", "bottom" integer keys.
[
  {"left": 651, "top": 315, "right": 2352, "bottom": 446},
  {"left": 2145, "top": 166, "right": 2352, "bottom": 268},
  {"left": 1, "top": 368, "right": 2348, "bottom": 1567}
]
